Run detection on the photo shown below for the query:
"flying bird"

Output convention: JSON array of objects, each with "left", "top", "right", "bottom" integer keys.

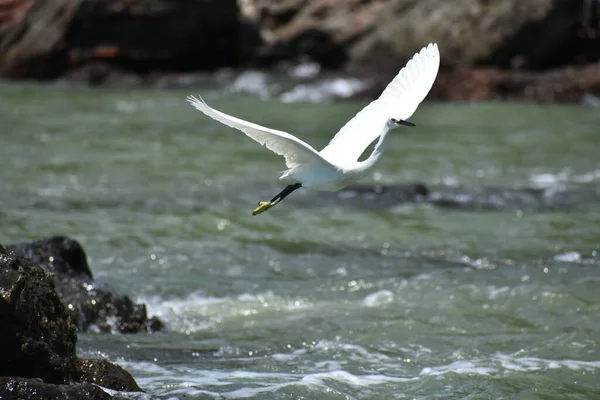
[{"left": 187, "top": 43, "right": 440, "bottom": 215}]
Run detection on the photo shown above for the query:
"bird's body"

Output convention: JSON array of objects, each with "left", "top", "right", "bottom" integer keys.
[{"left": 187, "top": 43, "right": 440, "bottom": 215}]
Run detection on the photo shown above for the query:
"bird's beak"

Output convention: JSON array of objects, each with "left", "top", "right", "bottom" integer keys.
[{"left": 393, "top": 119, "right": 415, "bottom": 127}]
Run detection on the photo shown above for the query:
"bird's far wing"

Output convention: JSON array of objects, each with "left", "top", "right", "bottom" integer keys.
[
  {"left": 187, "top": 95, "right": 329, "bottom": 169},
  {"left": 320, "top": 43, "right": 440, "bottom": 164}
]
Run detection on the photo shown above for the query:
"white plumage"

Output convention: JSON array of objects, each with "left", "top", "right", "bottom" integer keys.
[
  {"left": 187, "top": 43, "right": 440, "bottom": 214},
  {"left": 320, "top": 43, "right": 440, "bottom": 164}
]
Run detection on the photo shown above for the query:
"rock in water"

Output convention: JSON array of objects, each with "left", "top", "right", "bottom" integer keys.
[
  {"left": 0, "top": 377, "right": 113, "bottom": 400},
  {"left": 6, "top": 236, "right": 163, "bottom": 333},
  {"left": 76, "top": 359, "right": 141, "bottom": 392},
  {"left": 0, "top": 246, "right": 78, "bottom": 384},
  {"left": 0, "top": 245, "right": 143, "bottom": 396}
]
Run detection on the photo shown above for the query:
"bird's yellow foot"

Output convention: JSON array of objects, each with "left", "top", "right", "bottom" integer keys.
[{"left": 253, "top": 201, "right": 274, "bottom": 216}]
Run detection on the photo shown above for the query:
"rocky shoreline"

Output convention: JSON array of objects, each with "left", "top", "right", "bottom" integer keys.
[
  {"left": 0, "top": 0, "right": 599, "bottom": 103},
  {"left": 0, "top": 237, "right": 161, "bottom": 398}
]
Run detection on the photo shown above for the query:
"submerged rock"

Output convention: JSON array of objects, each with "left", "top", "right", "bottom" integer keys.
[
  {"left": 311, "top": 182, "right": 599, "bottom": 212},
  {"left": 0, "top": 245, "right": 143, "bottom": 396},
  {"left": 6, "top": 236, "right": 163, "bottom": 334}
]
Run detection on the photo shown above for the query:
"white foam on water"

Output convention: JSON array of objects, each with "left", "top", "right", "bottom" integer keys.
[
  {"left": 496, "top": 354, "right": 600, "bottom": 372},
  {"left": 573, "top": 169, "right": 600, "bottom": 183},
  {"left": 114, "top": 349, "right": 600, "bottom": 398},
  {"left": 226, "top": 70, "right": 273, "bottom": 100},
  {"left": 530, "top": 169, "right": 600, "bottom": 188},
  {"left": 280, "top": 78, "right": 368, "bottom": 103},
  {"left": 116, "top": 359, "right": 413, "bottom": 398},
  {"left": 300, "top": 370, "right": 415, "bottom": 387},
  {"left": 420, "top": 353, "right": 600, "bottom": 377},
  {"left": 421, "top": 360, "right": 495, "bottom": 376},
  {"left": 363, "top": 290, "right": 394, "bottom": 307},
  {"left": 554, "top": 251, "right": 582, "bottom": 263},
  {"left": 139, "top": 291, "right": 314, "bottom": 333}
]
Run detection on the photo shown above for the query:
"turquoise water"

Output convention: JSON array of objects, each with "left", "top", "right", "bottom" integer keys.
[{"left": 1, "top": 82, "right": 599, "bottom": 399}]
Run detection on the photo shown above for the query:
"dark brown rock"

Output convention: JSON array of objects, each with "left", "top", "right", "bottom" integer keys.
[
  {"left": 0, "top": 246, "right": 78, "bottom": 384},
  {"left": 429, "top": 63, "right": 600, "bottom": 103},
  {"left": 0, "top": 0, "right": 80, "bottom": 78},
  {"left": 0, "top": 244, "right": 144, "bottom": 397},
  {"left": 6, "top": 236, "right": 163, "bottom": 334},
  {"left": 76, "top": 359, "right": 142, "bottom": 392},
  {"left": 0, "top": 0, "right": 241, "bottom": 80},
  {"left": 0, "top": 376, "right": 112, "bottom": 400},
  {"left": 252, "top": 0, "right": 599, "bottom": 70},
  {"left": 65, "top": 0, "right": 240, "bottom": 71}
]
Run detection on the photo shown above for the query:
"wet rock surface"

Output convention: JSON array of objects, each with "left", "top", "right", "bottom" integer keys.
[
  {"left": 0, "top": 377, "right": 113, "bottom": 400},
  {"left": 6, "top": 236, "right": 163, "bottom": 334},
  {"left": 429, "top": 63, "right": 600, "bottom": 103},
  {"left": 0, "top": 245, "right": 78, "bottom": 384},
  {"left": 0, "top": 244, "right": 143, "bottom": 397},
  {"left": 310, "top": 182, "right": 600, "bottom": 212},
  {"left": 76, "top": 359, "right": 142, "bottom": 392}
]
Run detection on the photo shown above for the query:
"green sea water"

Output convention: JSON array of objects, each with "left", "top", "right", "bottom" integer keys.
[{"left": 1, "top": 82, "right": 599, "bottom": 399}]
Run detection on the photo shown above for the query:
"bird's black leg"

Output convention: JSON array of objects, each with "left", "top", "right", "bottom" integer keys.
[
  {"left": 253, "top": 183, "right": 302, "bottom": 215},
  {"left": 392, "top": 119, "right": 415, "bottom": 127}
]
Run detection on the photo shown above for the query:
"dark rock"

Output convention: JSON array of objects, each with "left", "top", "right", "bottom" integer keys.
[
  {"left": 0, "top": 0, "right": 241, "bottom": 80},
  {"left": 429, "top": 63, "right": 600, "bottom": 103},
  {"left": 6, "top": 236, "right": 163, "bottom": 334},
  {"left": 0, "top": 376, "right": 112, "bottom": 400},
  {"left": 0, "top": 244, "right": 144, "bottom": 396},
  {"left": 329, "top": 183, "right": 430, "bottom": 209},
  {"left": 63, "top": 61, "right": 144, "bottom": 87},
  {"left": 76, "top": 359, "right": 142, "bottom": 392},
  {"left": 0, "top": 246, "right": 78, "bottom": 384},
  {"left": 249, "top": 0, "right": 600, "bottom": 104},
  {"left": 252, "top": 0, "right": 599, "bottom": 70},
  {"left": 0, "top": 0, "right": 80, "bottom": 79},
  {"left": 311, "top": 182, "right": 600, "bottom": 212},
  {"left": 65, "top": 0, "right": 241, "bottom": 71}
]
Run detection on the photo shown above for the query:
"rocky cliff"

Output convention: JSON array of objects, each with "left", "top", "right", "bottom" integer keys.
[{"left": 1, "top": 0, "right": 599, "bottom": 102}]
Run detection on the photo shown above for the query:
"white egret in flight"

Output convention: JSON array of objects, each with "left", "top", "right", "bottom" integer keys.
[{"left": 187, "top": 43, "right": 440, "bottom": 215}]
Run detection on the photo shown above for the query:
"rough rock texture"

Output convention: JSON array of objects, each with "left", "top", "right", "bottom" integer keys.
[
  {"left": 0, "top": 246, "right": 78, "bottom": 384},
  {"left": 346, "top": 62, "right": 600, "bottom": 103},
  {"left": 6, "top": 236, "right": 163, "bottom": 334},
  {"left": 252, "top": 0, "right": 599, "bottom": 69},
  {"left": 76, "top": 358, "right": 142, "bottom": 392},
  {"left": 0, "top": 0, "right": 80, "bottom": 78},
  {"left": 2, "top": 0, "right": 600, "bottom": 103},
  {"left": 0, "top": 0, "right": 241, "bottom": 79},
  {"left": 430, "top": 63, "right": 600, "bottom": 103},
  {"left": 0, "top": 244, "right": 142, "bottom": 396},
  {"left": 249, "top": 0, "right": 600, "bottom": 103},
  {"left": 0, "top": 376, "right": 112, "bottom": 400}
]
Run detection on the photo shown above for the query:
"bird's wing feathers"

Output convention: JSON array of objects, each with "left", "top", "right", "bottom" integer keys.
[
  {"left": 320, "top": 43, "right": 440, "bottom": 164},
  {"left": 187, "top": 95, "right": 327, "bottom": 169}
]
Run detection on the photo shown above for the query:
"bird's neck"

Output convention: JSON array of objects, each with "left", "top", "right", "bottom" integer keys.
[{"left": 358, "top": 120, "right": 395, "bottom": 171}]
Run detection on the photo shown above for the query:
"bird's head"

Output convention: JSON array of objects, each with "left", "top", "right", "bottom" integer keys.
[{"left": 389, "top": 118, "right": 416, "bottom": 129}]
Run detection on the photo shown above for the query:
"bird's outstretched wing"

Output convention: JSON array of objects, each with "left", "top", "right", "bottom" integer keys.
[
  {"left": 187, "top": 95, "right": 328, "bottom": 169},
  {"left": 320, "top": 43, "right": 440, "bottom": 164}
]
